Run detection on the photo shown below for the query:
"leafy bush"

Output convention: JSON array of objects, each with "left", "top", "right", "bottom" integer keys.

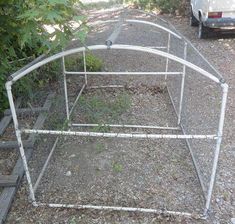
[
  {"left": 124, "top": 0, "right": 188, "bottom": 14},
  {"left": 0, "top": 76, "right": 8, "bottom": 113},
  {"left": 65, "top": 53, "right": 103, "bottom": 72},
  {"left": 0, "top": 0, "right": 86, "bottom": 116},
  {"left": 12, "top": 60, "right": 61, "bottom": 101},
  {"left": 156, "top": 0, "right": 188, "bottom": 14},
  {"left": 78, "top": 53, "right": 103, "bottom": 72},
  {"left": 155, "top": 0, "right": 181, "bottom": 13}
]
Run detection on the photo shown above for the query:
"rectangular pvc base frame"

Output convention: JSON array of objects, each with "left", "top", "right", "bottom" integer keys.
[
  {"left": 30, "top": 134, "right": 203, "bottom": 219},
  {"left": 17, "top": 80, "right": 221, "bottom": 221}
]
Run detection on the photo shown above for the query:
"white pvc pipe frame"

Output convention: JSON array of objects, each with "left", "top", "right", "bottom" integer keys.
[{"left": 6, "top": 42, "right": 228, "bottom": 219}]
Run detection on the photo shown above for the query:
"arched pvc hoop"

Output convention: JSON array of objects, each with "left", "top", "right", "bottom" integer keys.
[
  {"left": 6, "top": 44, "right": 228, "bottom": 219},
  {"left": 89, "top": 19, "right": 182, "bottom": 40},
  {"left": 127, "top": 19, "right": 182, "bottom": 39},
  {"left": 90, "top": 17, "right": 224, "bottom": 80},
  {"left": 8, "top": 44, "right": 221, "bottom": 84}
]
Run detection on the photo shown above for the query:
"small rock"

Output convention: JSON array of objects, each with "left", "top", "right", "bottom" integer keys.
[
  {"left": 175, "top": 10, "right": 180, "bottom": 16},
  {"left": 65, "top": 171, "right": 72, "bottom": 177},
  {"left": 69, "top": 154, "right": 76, "bottom": 158}
]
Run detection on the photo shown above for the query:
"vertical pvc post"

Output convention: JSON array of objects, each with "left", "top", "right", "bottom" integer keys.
[
  {"left": 204, "top": 83, "right": 228, "bottom": 216},
  {"left": 178, "top": 42, "right": 187, "bottom": 125},
  {"left": 62, "top": 56, "right": 70, "bottom": 121},
  {"left": 165, "top": 33, "right": 171, "bottom": 81},
  {"left": 5, "top": 83, "right": 36, "bottom": 202},
  {"left": 83, "top": 50, "right": 88, "bottom": 85}
]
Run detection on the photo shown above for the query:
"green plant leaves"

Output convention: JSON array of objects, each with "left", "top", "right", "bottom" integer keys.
[
  {"left": 0, "top": 0, "right": 86, "bottom": 115},
  {"left": 78, "top": 92, "right": 131, "bottom": 125},
  {"left": 48, "top": 0, "right": 68, "bottom": 5},
  {"left": 125, "top": 0, "right": 184, "bottom": 13}
]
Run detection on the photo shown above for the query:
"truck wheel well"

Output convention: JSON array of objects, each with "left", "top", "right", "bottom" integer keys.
[{"left": 198, "top": 11, "right": 202, "bottom": 20}]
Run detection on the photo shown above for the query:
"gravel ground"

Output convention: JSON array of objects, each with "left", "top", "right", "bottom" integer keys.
[
  {"left": 164, "top": 15, "right": 235, "bottom": 223},
  {"left": 5, "top": 5, "right": 235, "bottom": 224}
]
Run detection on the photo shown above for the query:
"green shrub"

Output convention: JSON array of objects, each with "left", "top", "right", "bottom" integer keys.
[
  {"left": 65, "top": 53, "right": 103, "bottom": 72},
  {"left": 0, "top": 0, "right": 86, "bottom": 116},
  {"left": 155, "top": 0, "right": 181, "bottom": 13},
  {"left": 0, "top": 76, "right": 8, "bottom": 113},
  {"left": 124, "top": 0, "right": 188, "bottom": 14},
  {"left": 78, "top": 53, "right": 103, "bottom": 72},
  {"left": 112, "top": 162, "right": 123, "bottom": 173}
]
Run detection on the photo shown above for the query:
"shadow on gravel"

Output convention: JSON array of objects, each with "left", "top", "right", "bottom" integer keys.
[
  {"left": 82, "top": 0, "right": 122, "bottom": 10},
  {"left": 209, "top": 30, "right": 235, "bottom": 40}
]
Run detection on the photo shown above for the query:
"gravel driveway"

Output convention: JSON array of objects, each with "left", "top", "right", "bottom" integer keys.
[
  {"left": 165, "top": 14, "right": 235, "bottom": 223},
  {"left": 6, "top": 5, "right": 235, "bottom": 224}
]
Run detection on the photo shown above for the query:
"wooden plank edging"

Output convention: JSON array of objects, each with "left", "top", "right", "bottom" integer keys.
[{"left": 0, "top": 92, "right": 55, "bottom": 224}]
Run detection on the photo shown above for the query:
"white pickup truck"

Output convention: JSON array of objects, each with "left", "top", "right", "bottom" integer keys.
[{"left": 190, "top": 0, "right": 235, "bottom": 38}]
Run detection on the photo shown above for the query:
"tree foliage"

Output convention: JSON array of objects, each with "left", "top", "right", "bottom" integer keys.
[
  {"left": 0, "top": 0, "right": 86, "bottom": 115},
  {"left": 125, "top": 0, "right": 188, "bottom": 14}
]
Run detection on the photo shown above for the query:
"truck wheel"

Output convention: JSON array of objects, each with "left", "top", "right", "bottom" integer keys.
[
  {"left": 198, "top": 20, "right": 209, "bottom": 39},
  {"left": 190, "top": 7, "right": 198, "bottom": 26}
]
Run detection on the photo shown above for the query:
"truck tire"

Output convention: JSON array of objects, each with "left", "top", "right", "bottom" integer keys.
[
  {"left": 198, "top": 20, "right": 209, "bottom": 39},
  {"left": 190, "top": 7, "right": 199, "bottom": 26}
]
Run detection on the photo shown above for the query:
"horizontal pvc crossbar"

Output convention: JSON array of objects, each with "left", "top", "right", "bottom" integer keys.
[
  {"left": 35, "top": 202, "right": 195, "bottom": 218},
  {"left": 87, "top": 85, "right": 124, "bottom": 89},
  {"left": 21, "top": 129, "right": 218, "bottom": 140},
  {"left": 65, "top": 71, "right": 182, "bottom": 76},
  {"left": 6, "top": 45, "right": 222, "bottom": 87},
  {"left": 71, "top": 123, "right": 180, "bottom": 130}
]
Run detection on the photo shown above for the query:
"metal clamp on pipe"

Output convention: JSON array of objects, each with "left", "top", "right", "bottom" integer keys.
[
  {"left": 7, "top": 76, "right": 13, "bottom": 82},
  {"left": 105, "top": 40, "right": 113, "bottom": 48},
  {"left": 219, "top": 78, "right": 226, "bottom": 84}
]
